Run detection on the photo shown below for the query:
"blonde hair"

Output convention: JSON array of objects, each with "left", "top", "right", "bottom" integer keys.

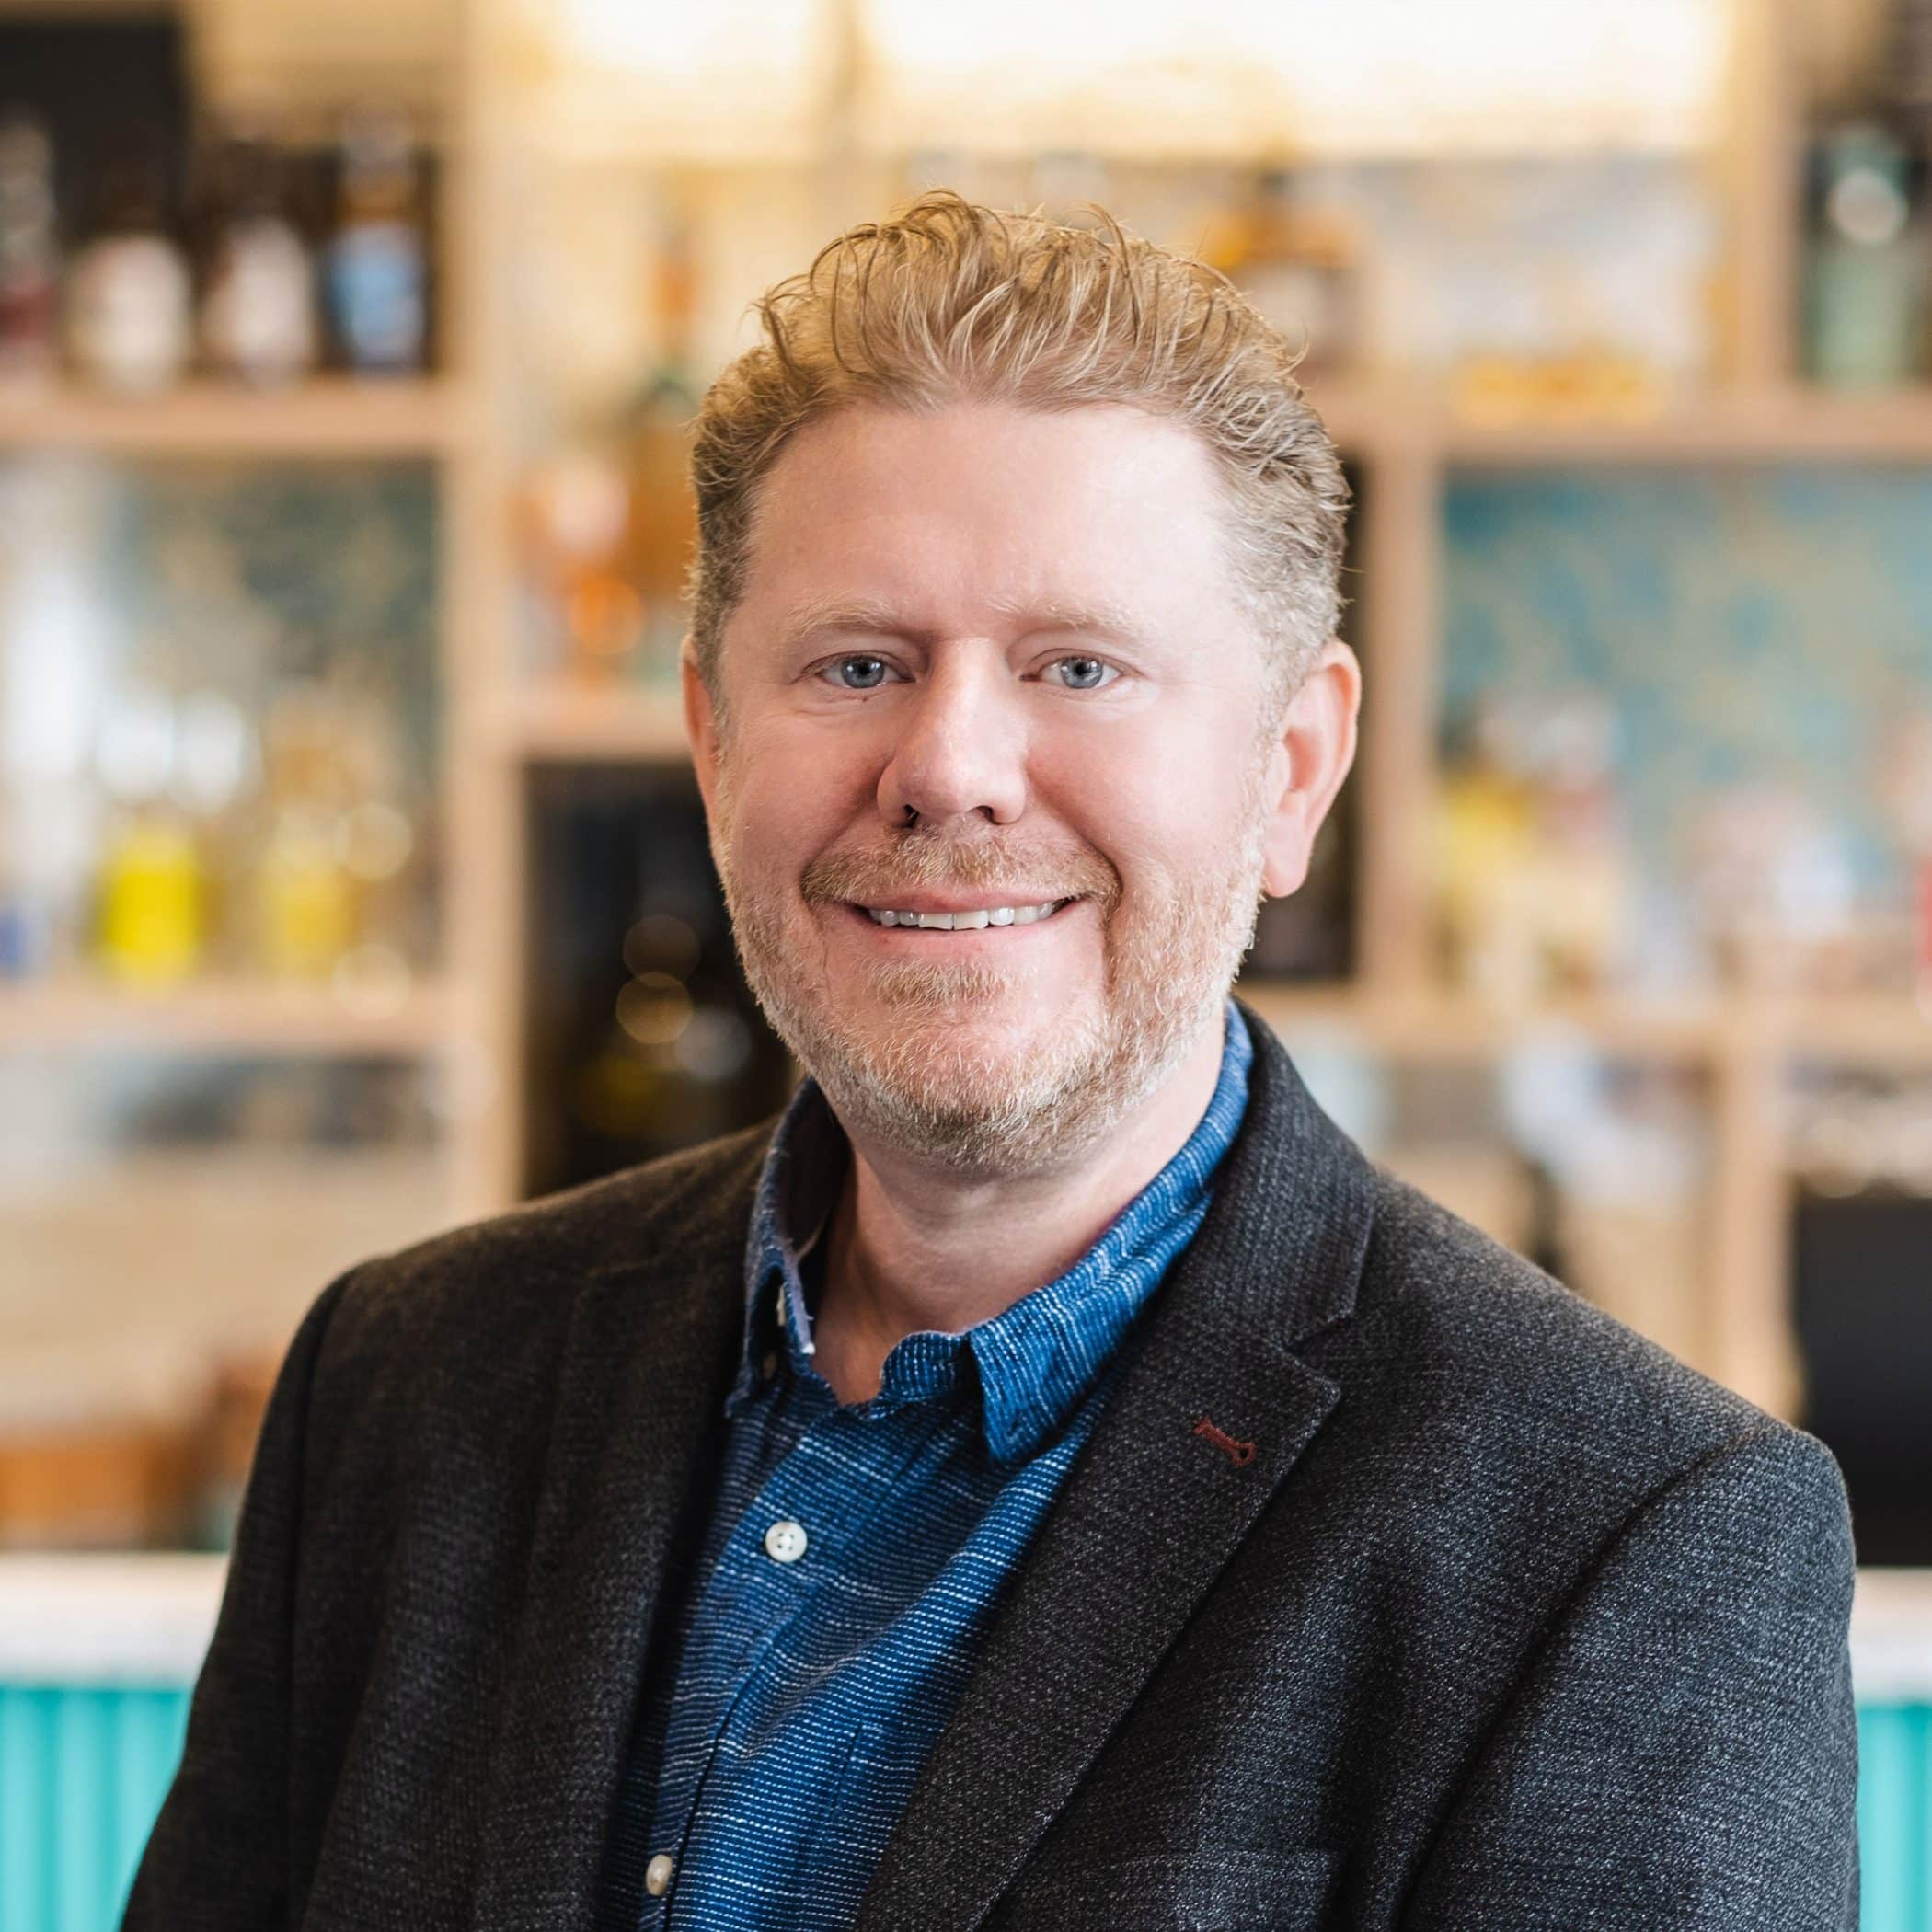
[{"left": 688, "top": 191, "right": 1349, "bottom": 707}]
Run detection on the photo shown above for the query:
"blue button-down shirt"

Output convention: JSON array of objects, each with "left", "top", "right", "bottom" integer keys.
[{"left": 597, "top": 1002, "right": 1252, "bottom": 1931}]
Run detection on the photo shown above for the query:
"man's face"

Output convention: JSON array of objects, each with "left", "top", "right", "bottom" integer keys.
[{"left": 689, "top": 400, "right": 1302, "bottom": 1175}]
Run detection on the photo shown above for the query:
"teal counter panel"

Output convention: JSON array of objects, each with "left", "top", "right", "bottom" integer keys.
[
  {"left": 0, "top": 1684, "right": 1925, "bottom": 1930},
  {"left": 1861, "top": 1704, "right": 1932, "bottom": 1932},
  {"left": 0, "top": 1687, "right": 190, "bottom": 1932}
]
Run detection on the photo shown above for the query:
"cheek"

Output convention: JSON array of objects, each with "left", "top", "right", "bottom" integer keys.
[
  {"left": 1041, "top": 716, "right": 1250, "bottom": 884},
  {"left": 727, "top": 725, "right": 875, "bottom": 875}
]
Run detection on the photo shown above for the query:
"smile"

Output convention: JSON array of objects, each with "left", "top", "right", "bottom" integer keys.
[{"left": 858, "top": 899, "right": 1070, "bottom": 929}]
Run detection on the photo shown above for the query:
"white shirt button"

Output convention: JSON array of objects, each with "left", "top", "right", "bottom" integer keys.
[
  {"left": 644, "top": 1851, "right": 675, "bottom": 1896},
  {"left": 764, "top": 1518, "right": 809, "bottom": 1564}
]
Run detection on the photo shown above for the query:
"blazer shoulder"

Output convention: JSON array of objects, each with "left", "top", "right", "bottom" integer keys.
[
  {"left": 316, "top": 1118, "right": 775, "bottom": 1380},
  {"left": 1346, "top": 1163, "right": 1830, "bottom": 1493}
]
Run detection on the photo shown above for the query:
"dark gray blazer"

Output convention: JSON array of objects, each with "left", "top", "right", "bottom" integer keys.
[{"left": 124, "top": 1003, "right": 1858, "bottom": 1931}]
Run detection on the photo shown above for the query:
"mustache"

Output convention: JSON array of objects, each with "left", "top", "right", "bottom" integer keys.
[{"left": 799, "top": 834, "right": 1121, "bottom": 910}]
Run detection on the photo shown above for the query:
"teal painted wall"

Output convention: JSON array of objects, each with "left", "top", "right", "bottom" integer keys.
[
  {"left": 1441, "top": 466, "right": 1932, "bottom": 916},
  {"left": 0, "top": 1685, "right": 1925, "bottom": 1930}
]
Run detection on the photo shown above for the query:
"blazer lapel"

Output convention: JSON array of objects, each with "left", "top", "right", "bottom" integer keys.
[
  {"left": 855, "top": 1008, "right": 1380, "bottom": 1932},
  {"left": 468, "top": 1136, "right": 768, "bottom": 1931}
]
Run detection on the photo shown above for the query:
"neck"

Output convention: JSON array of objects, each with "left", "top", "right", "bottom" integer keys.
[{"left": 810, "top": 1008, "right": 1228, "bottom": 1406}]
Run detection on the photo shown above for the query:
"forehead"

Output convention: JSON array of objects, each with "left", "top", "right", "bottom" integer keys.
[{"left": 730, "top": 399, "right": 1246, "bottom": 638}]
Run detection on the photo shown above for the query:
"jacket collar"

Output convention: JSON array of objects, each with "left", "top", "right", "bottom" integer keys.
[
  {"left": 466, "top": 998, "right": 1378, "bottom": 1931},
  {"left": 730, "top": 998, "right": 1255, "bottom": 1466}
]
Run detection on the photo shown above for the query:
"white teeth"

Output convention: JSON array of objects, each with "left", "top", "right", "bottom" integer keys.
[{"left": 865, "top": 900, "right": 1064, "bottom": 929}]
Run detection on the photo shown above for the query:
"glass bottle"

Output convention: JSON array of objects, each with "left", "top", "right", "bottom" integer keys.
[
  {"left": 198, "top": 125, "right": 317, "bottom": 387},
  {"left": 94, "top": 679, "right": 205, "bottom": 985},
  {"left": 171, "top": 688, "right": 258, "bottom": 975},
  {"left": 0, "top": 113, "right": 61, "bottom": 390},
  {"left": 0, "top": 778, "right": 45, "bottom": 978},
  {"left": 520, "top": 443, "right": 640, "bottom": 684},
  {"left": 65, "top": 135, "right": 193, "bottom": 394},
  {"left": 1205, "top": 167, "right": 1359, "bottom": 384},
  {"left": 252, "top": 677, "right": 358, "bottom": 982},
  {"left": 1802, "top": 120, "right": 1928, "bottom": 386},
  {"left": 328, "top": 662, "right": 419, "bottom": 1006},
  {"left": 325, "top": 106, "right": 428, "bottom": 376},
  {"left": 616, "top": 215, "right": 701, "bottom": 686},
  {"left": 1434, "top": 697, "right": 1541, "bottom": 1004}
]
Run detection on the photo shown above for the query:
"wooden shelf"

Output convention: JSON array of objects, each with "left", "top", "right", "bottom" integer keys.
[
  {"left": 0, "top": 379, "right": 470, "bottom": 459},
  {"left": 1240, "top": 982, "right": 1932, "bottom": 1068},
  {"left": 0, "top": 977, "right": 452, "bottom": 1055},
  {"left": 495, "top": 684, "right": 689, "bottom": 764},
  {"left": 1309, "top": 380, "right": 1932, "bottom": 465}
]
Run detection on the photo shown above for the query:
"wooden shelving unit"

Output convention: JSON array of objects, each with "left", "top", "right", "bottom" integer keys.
[
  {"left": 0, "top": 378, "right": 468, "bottom": 458},
  {"left": 0, "top": 977, "right": 450, "bottom": 1055},
  {"left": 455, "top": 0, "right": 1932, "bottom": 1426},
  {"left": 491, "top": 683, "right": 688, "bottom": 764},
  {"left": 6, "top": 0, "right": 1924, "bottom": 1427},
  {"left": 1237, "top": 984, "right": 1932, "bottom": 1072},
  {"left": 0, "top": 38, "right": 498, "bottom": 1228},
  {"left": 1312, "top": 381, "right": 1932, "bottom": 465}
]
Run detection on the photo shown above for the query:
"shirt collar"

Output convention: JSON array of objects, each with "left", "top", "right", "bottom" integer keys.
[{"left": 728, "top": 999, "right": 1254, "bottom": 1465}]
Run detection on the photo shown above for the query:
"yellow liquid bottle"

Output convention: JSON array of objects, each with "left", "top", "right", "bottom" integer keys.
[
  {"left": 256, "top": 804, "right": 357, "bottom": 981},
  {"left": 98, "top": 807, "right": 204, "bottom": 986}
]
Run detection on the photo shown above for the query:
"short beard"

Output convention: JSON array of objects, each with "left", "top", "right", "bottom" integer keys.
[{"left": 713, "top": 763, "right": 1271, "bottom": 1178}]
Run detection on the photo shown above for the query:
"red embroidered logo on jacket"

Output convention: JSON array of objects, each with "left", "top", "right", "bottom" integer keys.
[{"left": 1193, "top": 1415, "right": 1258, "bottom": 1466}]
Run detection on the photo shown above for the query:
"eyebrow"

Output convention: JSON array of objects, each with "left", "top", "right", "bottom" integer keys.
[
  {"left": 773, "top": 592, "right": 1153, "bottom": 657},
  {"left": 774, "top": 597, "right": 927, "bottom": 658},
  {"left": 986, "top": 591, "right": 1152, "bottom": 645}
]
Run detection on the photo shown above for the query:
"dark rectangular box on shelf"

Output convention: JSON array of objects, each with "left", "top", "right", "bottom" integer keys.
[
  {"left": 523, "top": 764, "right": 793, "bottom": 1200},
  {"left": 1793, "top": 1187, "right": 1932, "bottom": 1567}
]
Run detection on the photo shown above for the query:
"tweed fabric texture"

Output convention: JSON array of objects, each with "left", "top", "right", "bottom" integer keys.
[
  {"left": 122, "top": 1001, "right": 1857, "bottom": 1932},
  {"left": 597, "top": 1004, "right": 1251, "bottom": 1930}
]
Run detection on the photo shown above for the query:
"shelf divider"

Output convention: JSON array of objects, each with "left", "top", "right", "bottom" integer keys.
[
  {"left": 0, "top": 379, "right": 467, "bottom": 459},
  {"left": 0, "top": 977, "right": 451, "bottom": 1056}
]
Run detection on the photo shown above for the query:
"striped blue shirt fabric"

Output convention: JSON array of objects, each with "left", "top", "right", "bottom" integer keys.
[{"left": 596, "top": 1000, "right": 1253, "bottom": 1931}]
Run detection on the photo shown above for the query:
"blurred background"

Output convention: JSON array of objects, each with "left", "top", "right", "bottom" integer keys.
[{"left": 0, "top": 0, "right": 1929, "bottom": 1926}]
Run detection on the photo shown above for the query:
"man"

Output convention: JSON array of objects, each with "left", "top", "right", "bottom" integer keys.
[{"left": 126, "top": 195, "right": 1857, "bottom": 1932}]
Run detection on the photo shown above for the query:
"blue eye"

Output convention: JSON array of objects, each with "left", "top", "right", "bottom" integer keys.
[
  {"left": 824, "top": 654, "right": 891, "bottom": 690},
  {"left": 1048, "top": 656, "right": 1117, "bottom": 690}
]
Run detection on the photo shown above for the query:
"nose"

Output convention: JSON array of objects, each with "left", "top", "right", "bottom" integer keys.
[{"left": 876, "top": 650, "right": 1028, "bottom": 832}]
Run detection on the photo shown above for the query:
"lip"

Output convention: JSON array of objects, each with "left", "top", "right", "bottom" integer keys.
[{"left": 841, "top": 891, "right": 1075, "bottom": 915}]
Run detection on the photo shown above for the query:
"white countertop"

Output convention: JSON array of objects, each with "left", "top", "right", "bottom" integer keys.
[
  {"left": 1842, "top": 1568, "right": 1932, "bottom": 1704},
  {"left": 0, "top": 1555, "right": 229, "bottom": 1684},
  {"left": 3, "top": 1556, "right": 1930, "bottom": 1696}
]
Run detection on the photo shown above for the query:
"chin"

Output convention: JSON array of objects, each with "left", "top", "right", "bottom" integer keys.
[
  {"left": 862, "top": 972, "right": 1088, "bottom": 1060},
  {"left": 806, "top": 993, "right": 1145, "bottom": 1176},
  {"left": 852, "top": 1004, "right": 1055, "bottom": 1088}
]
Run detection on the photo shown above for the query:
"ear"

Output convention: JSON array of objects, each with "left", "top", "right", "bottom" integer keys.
[
  {"left": 682, "top": 636, "right": 720, "bottom": 822},
  {"left": 1259, "top": 638, "right": 1361, "bottom": 898}
]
